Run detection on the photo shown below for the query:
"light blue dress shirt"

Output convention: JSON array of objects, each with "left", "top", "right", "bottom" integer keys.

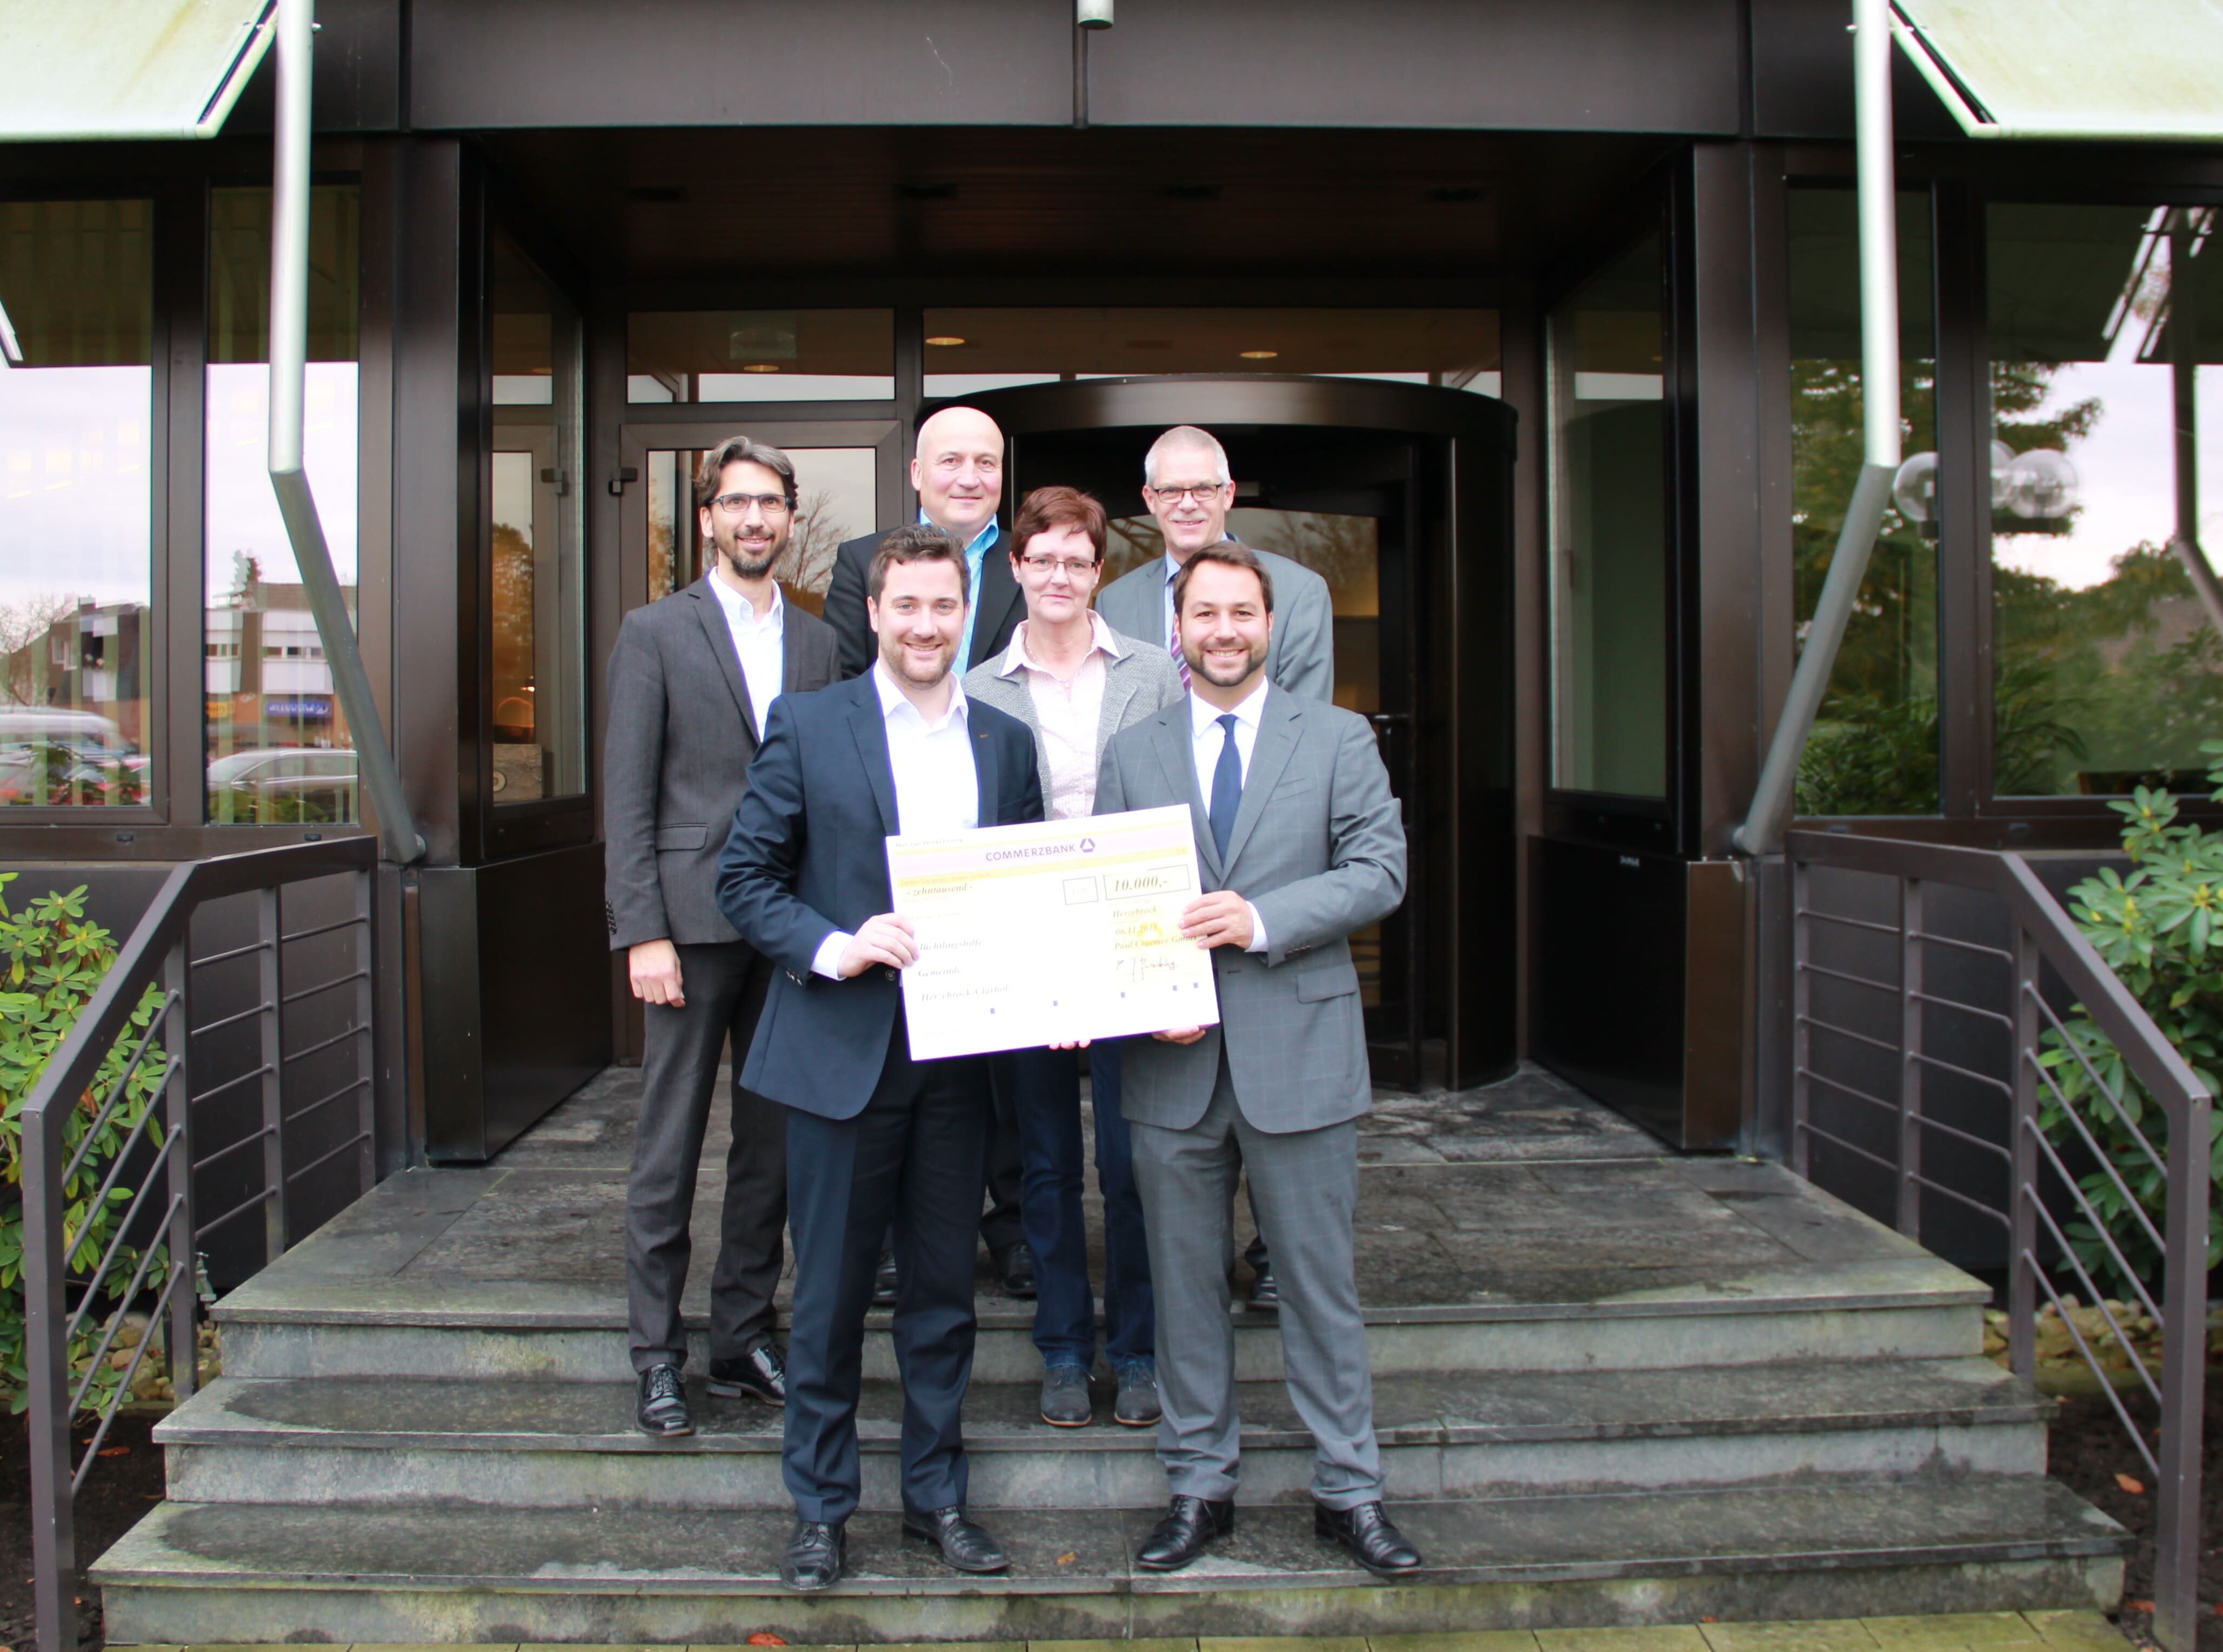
[{"left": 923, "top": 510, "right": 1002, "bottom": 668}]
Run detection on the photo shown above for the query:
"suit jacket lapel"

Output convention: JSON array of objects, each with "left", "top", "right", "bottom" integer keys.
[
  {"left": 971, "top": 704, "right": 1000, "bottom": 826},
  {"left": 1153, "top": 707, "right": 1221, "bottom": 882},
  {"left": 1221, "top": 690, "right": 1301, "bottom": 875},
  {"left": 691, "top": 578, "right": 758, "bottom": 749},
  {"left": 846, "top": 679, "right": 899, "bottom": 835},
  {"left": 780, "top": 603, "right": 810, "bottom": 694},
  {"left": 1096, "top": 651, "right": 1141, "bottom": 755},
  {"left": 969, "top": 549, "right": 1022, "bottom": 671}
]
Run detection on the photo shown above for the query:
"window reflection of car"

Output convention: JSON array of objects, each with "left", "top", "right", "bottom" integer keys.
[
  {"left": 0, "top": 708, "right": 139, "bottom": 804},
  {"left": 206, "top": 747, "right": 358, "bottom": 823}
]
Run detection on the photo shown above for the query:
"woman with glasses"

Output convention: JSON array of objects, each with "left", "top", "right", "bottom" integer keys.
[{"left": 964, "top": 485, "right": 1185, "bottom": 1429}]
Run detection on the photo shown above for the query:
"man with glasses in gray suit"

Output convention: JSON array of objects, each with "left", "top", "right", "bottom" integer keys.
[
  {"left": 604, "top": 435, "right": 839, "bottom": 1439},
  {"left": 1094, "top": 542, "right": 1419, "bottom": 1577}
]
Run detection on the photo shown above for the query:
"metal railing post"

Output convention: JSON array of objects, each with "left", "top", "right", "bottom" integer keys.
[
  {"left": 353, "top": 867, "right": 377, "bottom": 1191},
  {"left": 1791, "top": 854, "right": 1813, "bottom": 1177},
  {"left": 164, "top": 940, "right": 198, "bottom": 1407},
  {"left": 259, "top": 885, "right": 288, "bottom": 1262},
  {"left": 1898, "top": 877, "right": 1924, "bottom": 1240},
  {"left": 2008, "top": 926, "right": 2040, "bottom": 1380},
  {"left": 22, "top": 1091, "right": 74, "bottom": 1652},
  {"left": 2153, "top": 1086, "right": 2211, "bottom": 1651}
]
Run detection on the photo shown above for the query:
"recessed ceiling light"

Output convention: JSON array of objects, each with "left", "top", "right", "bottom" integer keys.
[
  {"left": 740, "top": 363, "right": 781, "bottom": 373},
  {"left": 925, "top": 336, "right": 966, "bottom": 347},
  {"left": 1240, "top": 350, "right": 1279, "bottom": 360}
]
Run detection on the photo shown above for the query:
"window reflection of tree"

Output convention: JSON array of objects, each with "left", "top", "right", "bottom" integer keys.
[
  {"left": 491, "top": 519, "right": 535, "bottom": 743},
  {"left": 782, "top": 487, "right": 844, "bottom": 615}
]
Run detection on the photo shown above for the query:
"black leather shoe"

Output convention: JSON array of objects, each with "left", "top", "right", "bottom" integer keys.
[
  {"left": 1248, "top": 1256, "right": 1278, "bottom": 1308},
  {"left": 1135, "top": 1494, "right": 1234, "bottom": 1571},
  {"left": 871, "top": 1249, "right": 898, "bottom": 1308},
  {"left": 779, "top": 1519, "right": 845, "bottom": 1591},
  {"left": 1000, "top": 1241, "right": 1037, "bottom": 1299},
  {"left": 901, "top": 1505, "right": 1009, "bottom": 1573},
  {"left": 634, "top": 1363, "right": 691, "bottom": 1437},
  {"left": 1315, "top": 1499, "right": 1422, "bottom": 1575},
  {"left": 706, "top": 1342, "right": 786, "bottom": 1406}
]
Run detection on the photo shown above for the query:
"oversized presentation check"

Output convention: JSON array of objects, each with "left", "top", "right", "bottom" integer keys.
[{"left": 885, "top": 804, "right": 1221, "bottom": 1062}]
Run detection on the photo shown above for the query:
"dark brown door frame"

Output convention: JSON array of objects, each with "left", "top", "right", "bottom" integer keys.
[{"left": 950, "top": 373, "right": 1519, "bottom": 1090}]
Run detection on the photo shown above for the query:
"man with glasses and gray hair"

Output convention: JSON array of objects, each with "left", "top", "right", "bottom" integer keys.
[
  {"left": 1095, "top": 424, "right": 1337, "bottom": 1306},
  {"left": 604, "top": 434, "right": 839, "bottom": 1439}
]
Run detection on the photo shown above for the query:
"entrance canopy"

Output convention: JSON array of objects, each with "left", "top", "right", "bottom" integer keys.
[
  {"left": 0, "top": 0, "right": 273, "bottom": 142},
  {"left": 1893, "top": 0, "right": 2223, "bottom": 141}
]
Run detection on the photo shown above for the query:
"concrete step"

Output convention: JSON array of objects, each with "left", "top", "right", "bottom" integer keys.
[
  {"left": 157, "top": 1359, "right": 2046, "bottom": 1511},
  {"left": 206, "top": 1158, "right": 1988, "bottom": 1384},
  {"left": 92, "top": 1480, "right": 2126, "bottom": 1644}
]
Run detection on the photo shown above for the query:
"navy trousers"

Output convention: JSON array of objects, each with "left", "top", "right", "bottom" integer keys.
[
  {"left": 997, "top": 1041, "right": 1154, "bottom": 1373},
  {"left": 782, "top": 1018, "right": 988, "bottom": 1526}
]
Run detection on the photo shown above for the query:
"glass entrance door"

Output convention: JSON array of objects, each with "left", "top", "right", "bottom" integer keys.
[
  {"left": 617, "top": 419, "right": 900, "bottom": 616},
  {"left": 989, "top": 391, "right": 1487, "bottom": 1092},
  {"left": 1095, "top": 459, "right": 1425, "bottom": 1086}
]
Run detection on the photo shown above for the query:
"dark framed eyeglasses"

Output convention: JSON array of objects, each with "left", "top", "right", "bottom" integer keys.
[{"left": 711, "top": 491, "right": 792, "bottom": 516}]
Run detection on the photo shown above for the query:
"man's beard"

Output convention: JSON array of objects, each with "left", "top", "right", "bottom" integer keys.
[
  {"left": 717, "top": 524, "right": 784, "bottom": 581},
  {"left": 1183, "top": 635, "right": 1266, "bottom": 688},
  {"left": 880, "top": 631, "right": 953, "bottom": 688}
]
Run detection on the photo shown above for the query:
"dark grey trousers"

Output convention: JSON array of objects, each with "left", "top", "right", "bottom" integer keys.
[{"left": 626, "top": 940, "right": 786, "bottom": 1373}]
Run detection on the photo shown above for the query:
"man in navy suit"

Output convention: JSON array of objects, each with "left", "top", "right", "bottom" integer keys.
[{"left": 718, "top": 523, "right": 1044, "bottom": 1594}]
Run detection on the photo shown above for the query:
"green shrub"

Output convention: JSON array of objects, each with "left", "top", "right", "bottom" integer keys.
[
  {"left": 2038, "top": 741, "right": 2223, "bottom": 1295},
  {"left": 0, "top": 876, "right": 172, "bottom": 1415}
]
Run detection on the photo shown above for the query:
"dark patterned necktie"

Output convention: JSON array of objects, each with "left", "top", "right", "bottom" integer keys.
[{"left": 1209, "top": 713, "right": 1241, "bottom": 861}]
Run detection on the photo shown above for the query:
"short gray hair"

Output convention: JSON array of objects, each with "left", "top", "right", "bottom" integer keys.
[
  {"left": 696, "top": 433, "right": 797, "bottom": 511},
  {"left": 1143, "top": 425, "right": 1231, "bottom": 489}
]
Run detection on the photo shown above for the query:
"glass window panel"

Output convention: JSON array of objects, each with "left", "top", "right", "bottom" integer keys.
[
  {"left": 490, "top": 229, "right": 586, "bottom": 805},
  {"left": 646, "top": 444, "right": 878, "bottom": 613},
  {"left": 1988, "top": 203, "right": 2223, "bottom": 795},
  {"left": 1547, "top": 234, "right": 1668, "bottom": 798},
  {"left": 922, "top": 308, "right": 1499, "bottom": 397},
  {"left": 205, "top": 184, "right": 361, "bottom": 825},
  {"left": 0, "top": 199, "right": 154, "bottom": 807},
  {"left": 1788, "top": 188, "right": 1939, "bottom": 817},
  {"left": 627, "top": 311, "right": 893, "bottom": 403}
]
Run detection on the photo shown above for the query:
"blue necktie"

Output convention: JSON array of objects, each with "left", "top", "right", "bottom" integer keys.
[{"left": 1209, "top": 713, "right": 1242, "bottom": 862}]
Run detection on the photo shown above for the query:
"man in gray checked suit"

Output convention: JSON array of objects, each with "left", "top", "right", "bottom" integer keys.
[
  {"left": 604, "top": 434, "right": 839, "bottom": 1439},
  {"left": 1094, "top": 542, "right": 1421, "bottom": 1577}
]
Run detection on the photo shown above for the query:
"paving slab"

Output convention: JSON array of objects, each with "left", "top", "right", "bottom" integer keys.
[{"left": 1862, "top": 1615, "right": 2050, "bottom": 1649}]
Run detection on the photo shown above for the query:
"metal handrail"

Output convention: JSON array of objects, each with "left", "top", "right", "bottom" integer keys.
[
  {"left": 18, "top": 835, "right": 379, "bottom": 1652},
  {"left": 1786, "top": 829, "right": 2211, "bottom": 1652}
]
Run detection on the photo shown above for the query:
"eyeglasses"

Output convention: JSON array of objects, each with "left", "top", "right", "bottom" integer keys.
[
  {"left": 1019, "top": 554, "right": 1100, "bottom": 578},
  {"left": 711, "top": 491, "right": 792, "bottom": 516},
  {"left": 1146, "top": 483, "right": 1227, "bottom": 504}
]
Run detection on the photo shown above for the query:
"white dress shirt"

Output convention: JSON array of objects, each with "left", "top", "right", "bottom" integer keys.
[
  {"left": 707, "top": 571, "right": 784, "bottom": 741},
  {"left": 1188, "top": 678, "right": 1272, "bottom": 954},
  {"left": 998, "top": 613, "right": 1123, "bottom": 820},
  {"left": 810, "top": 663, "right": 980, "bottom": 978}
]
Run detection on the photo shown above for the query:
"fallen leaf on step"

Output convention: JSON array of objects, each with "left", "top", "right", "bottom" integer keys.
[
  {"left": 746, "top": 1635, "right": 785, "bottom": 1645},
  {"left": 97, "top": 1446, "right": 130, "bottom": 1457},
  {"left": 1058, "top": 1551, "right": 1077, "bottom": 1565},
  {"left": 2117, "top": 1473, "right": 2147, "bottom": 1495}
]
